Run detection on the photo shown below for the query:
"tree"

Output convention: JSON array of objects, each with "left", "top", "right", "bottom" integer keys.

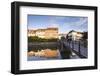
[
  {"left": 61, "top": 36, "right": 65, "bottom": 41},
  {"left": 82, "top": 32, "right": 88, "bottom": 40}
]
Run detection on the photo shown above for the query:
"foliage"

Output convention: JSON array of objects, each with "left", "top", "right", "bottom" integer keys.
[
  {"left": 82, "top": 32, "right": 88, "bottom": 39},
  {"left": 61, "top": 36, "right": 66, "bottom": 40},
  {"left": 28, "top": 36, "right": 58, "bottom": 42}
]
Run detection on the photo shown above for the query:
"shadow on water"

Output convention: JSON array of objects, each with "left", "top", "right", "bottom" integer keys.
[{"left": 59, "top": 44, "right": 72, "bottom": 59}]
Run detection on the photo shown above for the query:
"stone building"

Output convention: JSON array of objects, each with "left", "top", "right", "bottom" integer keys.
[{"left": 28, "top": 27, "right": 58, "bottom": 39}]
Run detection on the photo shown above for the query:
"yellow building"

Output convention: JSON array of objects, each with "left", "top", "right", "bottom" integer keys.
[
  {"left": 28, "top": 30, "right": 36, "bottom": 37},
  {"left": 28, "top": 27, "right": 58, "bottom": 39}
]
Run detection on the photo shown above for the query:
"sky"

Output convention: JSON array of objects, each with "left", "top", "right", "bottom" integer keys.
[{"left": 28, "top": 15, "right": 88, "bottom": 34}]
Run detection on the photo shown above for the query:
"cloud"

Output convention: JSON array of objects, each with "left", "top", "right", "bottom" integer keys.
[
  {"left": 48, "top": 24, "right": 59, "bottom": 28},
  {"left": 63, "top": 17, "right": 88, "bottom": 26},
  {"left": 49, "top": 16, "right": 66, "bottom": 24}
]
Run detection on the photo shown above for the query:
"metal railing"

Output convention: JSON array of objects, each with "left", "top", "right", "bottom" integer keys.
[{"left": 66, "top": 40, "right": 88, "bottom": 58}]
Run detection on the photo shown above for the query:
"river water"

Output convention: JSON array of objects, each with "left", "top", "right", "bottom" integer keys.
[
  {"left": 28, "top": 42, "right": 62, "bottom": 61},
  {"left": 28, "top": 49, "right": 62, "bottom": 61},
  {"left": 27, "top": 42, "right": 80, "bottom": 61}
]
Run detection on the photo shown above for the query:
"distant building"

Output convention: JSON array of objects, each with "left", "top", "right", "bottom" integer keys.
[
  {"left": 28, "top": 30, "right": 36, "bottom": 37},
  {"left": 67, "top": 30, "right": 84, "bottom": 41},
  {"left": 28, "top": 27, "right": 58, "bottom": 39}
]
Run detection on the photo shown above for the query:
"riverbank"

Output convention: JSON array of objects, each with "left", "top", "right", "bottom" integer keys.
[
  {"left": 28, "top": 42, "right": 59, "bottom": 52},
  {"left": 28, "top": 42, "right": 58, "bottom": 46}
]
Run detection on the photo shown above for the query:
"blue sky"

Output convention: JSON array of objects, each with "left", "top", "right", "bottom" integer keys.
[{"left": 28, "top": 15, "right": 88, "bottom": 34}]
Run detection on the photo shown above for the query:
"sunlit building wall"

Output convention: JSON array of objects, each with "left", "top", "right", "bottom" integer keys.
[{"left": 28, "top": 27, "right": 58, "bottom": 39}]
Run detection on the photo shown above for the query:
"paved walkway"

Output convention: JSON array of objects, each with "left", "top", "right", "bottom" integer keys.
[{"left": 70, "top": 52, "right": 80, "bottom": 59}]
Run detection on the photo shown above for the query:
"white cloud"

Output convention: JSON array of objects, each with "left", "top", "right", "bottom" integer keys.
[
  {"left": 63, "top": 18, "right": 88, "bottom": 26},
  {"left": 48, "top": 24, "right": 59, "bottom": 28}
]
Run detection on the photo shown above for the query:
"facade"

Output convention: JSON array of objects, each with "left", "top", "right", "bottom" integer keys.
[
  {"left": 28, "top": 27, "right": 58, "bottom": 39},
  {"left": 28, "top": 30, "right": 36, "bottom": 37},
  {"left": 67, "top": 30, "right": 83, "bottom": 41}
]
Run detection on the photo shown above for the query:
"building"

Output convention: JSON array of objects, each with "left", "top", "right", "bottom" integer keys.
[
  {"left": 67, "top": 30, "right": 83, "bottom": 41},
  {"left": 28, "top": 30, "right": 36, "bottom": 37},
  {"left": 28, "top": 27, "right": 58, "bottom": 39}
]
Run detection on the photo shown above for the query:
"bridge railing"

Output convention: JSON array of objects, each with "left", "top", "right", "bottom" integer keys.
[
  {"left": 64, "top": 40, "right": 88, "bottom": 58},
  {"left": 63, "top": 40, "right": 88, "bottom": 58}
]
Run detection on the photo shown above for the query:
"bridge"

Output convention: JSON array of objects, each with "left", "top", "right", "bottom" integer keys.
[{"left": 58, "top": 39, "right": 87, "bottom": 59}]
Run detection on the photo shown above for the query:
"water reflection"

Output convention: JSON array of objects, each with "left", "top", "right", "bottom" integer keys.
[
  {"left": 28, "top": 44, "right": 62, "bottom": 61},
  {"left": 28, "top": 49, "right": 62, "bottom": 61},
  {"left": 27, "top": 42, "right": 77, "bottom": 61}
]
